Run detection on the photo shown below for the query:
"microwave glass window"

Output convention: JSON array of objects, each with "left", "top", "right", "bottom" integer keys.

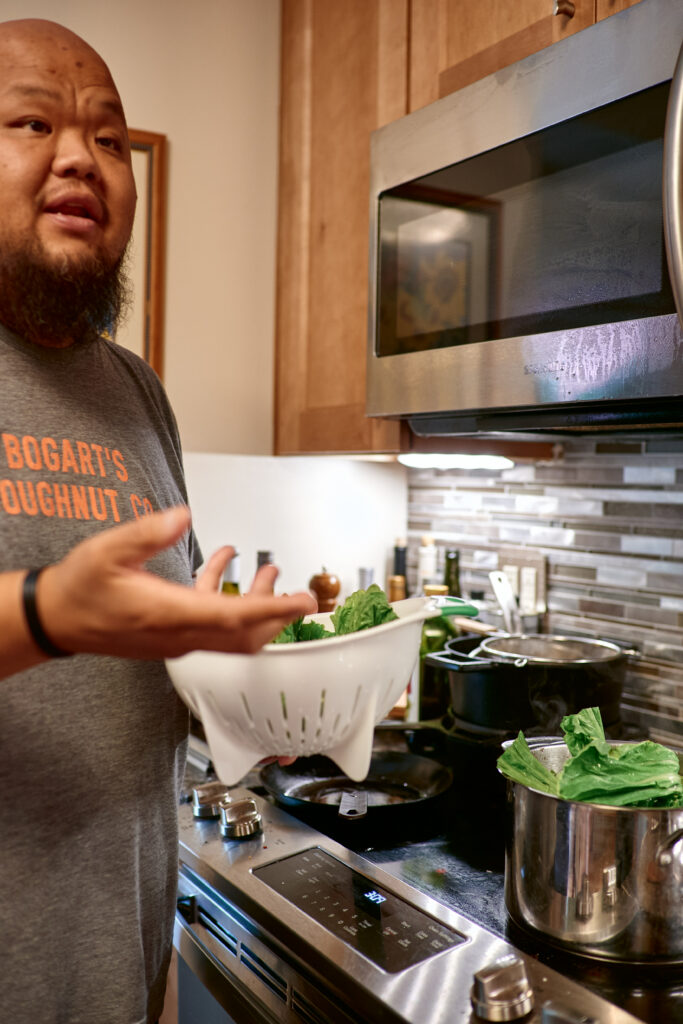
[{"left": 377, "top": 82, "right": 675, "bottom": 357}]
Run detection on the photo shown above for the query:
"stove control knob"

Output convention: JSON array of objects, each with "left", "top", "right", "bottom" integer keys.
[
  {"left": 220, "top": 798, "right": 263, "bottom": 839},
  {"left": 542, "top": 1002, "right": 598, "bottom": 1024},
  {"left": 192, "top": 781, "right": 232, "bottom": 819},
  {"left": 470, "top": 954, "right": 534, "bottom": 1021}
]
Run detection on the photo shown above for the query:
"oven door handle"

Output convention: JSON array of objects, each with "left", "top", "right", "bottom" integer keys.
[
  {"left": 174, "top": 911, "right": 282, "bottom": 1024},
  {"left": 175, "top": 907, "right": 238, "bottom": 973},
  {"left": 664, "top": 38, "right": 683, "bottom": 330}
]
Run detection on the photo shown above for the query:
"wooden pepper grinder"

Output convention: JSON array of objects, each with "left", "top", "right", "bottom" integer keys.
[{"left": 309, "top": 567, "right": 341, "bottom": 612}]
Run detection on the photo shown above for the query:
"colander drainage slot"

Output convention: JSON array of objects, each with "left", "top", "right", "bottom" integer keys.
[
  {"left": 280, "top": 692, "right": 288, "bottom": 720},
  {"left": 240, "top": 692, "right": 254, "bottom": 723}
]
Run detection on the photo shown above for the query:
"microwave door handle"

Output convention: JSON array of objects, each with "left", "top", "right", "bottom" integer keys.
[{"left": 664, "top": 39, "right": 683, "bottom": 330}]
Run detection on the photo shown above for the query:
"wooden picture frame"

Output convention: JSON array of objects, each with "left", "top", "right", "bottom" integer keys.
[{"left": 115, "top": 129, "right": 168, "bottom": 378}]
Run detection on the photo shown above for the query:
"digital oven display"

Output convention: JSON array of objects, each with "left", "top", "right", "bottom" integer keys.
[{"left": 254, "top": 847, "right": 467, "bottom": 973}]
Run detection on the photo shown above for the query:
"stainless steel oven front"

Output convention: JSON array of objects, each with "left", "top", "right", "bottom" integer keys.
[{"left": 367, "top": 0, "right": 683, "bottom": 436}]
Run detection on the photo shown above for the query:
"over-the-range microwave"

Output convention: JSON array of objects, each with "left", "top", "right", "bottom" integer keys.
[{"left": 366, "top": 0, "right": 683, "bottom": 438}]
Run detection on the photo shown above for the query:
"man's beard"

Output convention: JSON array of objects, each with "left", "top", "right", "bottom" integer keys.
[{"left": 0, "top": 239, "right": 132, "bottom": 348}]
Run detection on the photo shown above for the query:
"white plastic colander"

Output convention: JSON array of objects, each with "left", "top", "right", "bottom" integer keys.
[{"left": 166, "top": 595, "right": 477, "bottom": 783}]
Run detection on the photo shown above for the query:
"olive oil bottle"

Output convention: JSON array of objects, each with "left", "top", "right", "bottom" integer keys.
[{"left": 221, "top": 552, "right": 241, "bottom": 595}]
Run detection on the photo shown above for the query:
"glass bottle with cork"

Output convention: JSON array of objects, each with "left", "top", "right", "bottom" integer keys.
[
  {"left": 416, "top": 534, "right": 438, "bottom": 595},
  {"left": 443, "top": 547, "right": 462, "bottom": 638},
  {"left": 388, "top": 537, "right": 407, "bottom": 602}
]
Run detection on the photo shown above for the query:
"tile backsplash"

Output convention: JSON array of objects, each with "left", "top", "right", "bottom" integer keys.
[{"left": 406, "top": 437, "right": 683, "bottom": 749}]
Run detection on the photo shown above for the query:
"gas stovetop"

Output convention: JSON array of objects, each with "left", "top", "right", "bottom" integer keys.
[{"left": 176, "top": 780, "right": 682, "bottom": 1024}]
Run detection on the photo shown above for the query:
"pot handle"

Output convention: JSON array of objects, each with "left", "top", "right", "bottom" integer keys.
[
  {"left": 428, "top": 596, "right": 480, "bottom": 618},
  {"left": 424, "top": 649, "right": 496, "bottom": 672},
  {"left": 656, "top": 828, "right": 683, "bottom": 869}
]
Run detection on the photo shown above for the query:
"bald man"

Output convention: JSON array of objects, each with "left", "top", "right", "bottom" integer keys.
[{"left": 0, "top": 19, "right": 315, "bottom": 1023}]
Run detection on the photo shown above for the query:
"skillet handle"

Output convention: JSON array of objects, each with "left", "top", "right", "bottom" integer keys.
[{"left": 338, "top": 790, "right": 368, "bottom": 819}]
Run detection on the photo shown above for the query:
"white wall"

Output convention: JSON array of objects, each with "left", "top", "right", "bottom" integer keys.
[
  {"left": 184, "top": 453, "right": 408, "bottom": 602},
  {"left": 4, "top": 1, "right": 409, "bottom": 565},
  {"left": 0, "top": 0, "right": 279, "bottom": 454}
]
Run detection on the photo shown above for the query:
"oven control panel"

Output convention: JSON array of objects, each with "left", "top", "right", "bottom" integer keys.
[{"left": 254, "top": 846, "right": 467, "bottom": 972}]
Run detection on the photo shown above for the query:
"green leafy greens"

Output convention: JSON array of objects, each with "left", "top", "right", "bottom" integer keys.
[
  {"left": 272, "top": 584, "right": 398, "bottom": 644},
  {"left": 271, "top": 617, "right": 334, "bottom": 644},
  {"left": 497, "top": 706, "right": 683, "bottom": 808},
  {"left": 330, "top": 584, "right": 399, "bottom": 635}
]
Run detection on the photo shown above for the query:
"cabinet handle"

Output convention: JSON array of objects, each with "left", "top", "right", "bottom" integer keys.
[{"left": 553, "top": 0, "right": 575, "bottom": 15}]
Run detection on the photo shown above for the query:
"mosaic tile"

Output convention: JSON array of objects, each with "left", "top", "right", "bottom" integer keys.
[{"left": 406, "top": 439, "right": 683, "bottom": 740}]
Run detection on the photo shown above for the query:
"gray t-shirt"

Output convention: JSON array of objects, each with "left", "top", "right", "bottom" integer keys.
[{"left": 0, "top": 325, "right": 202, "bottom": 1023}]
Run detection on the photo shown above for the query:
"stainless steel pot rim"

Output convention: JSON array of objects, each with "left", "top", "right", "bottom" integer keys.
[
  {"left": 501, "top": 774, "right": 644, "bottom": 811},
  {"left": 478, "top": 633, "right": 624, "bottom": 665}
]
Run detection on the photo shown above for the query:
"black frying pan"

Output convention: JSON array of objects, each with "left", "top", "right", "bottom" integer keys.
[{"left": 260, "top": 751, "right": 453, "bottom": 825}]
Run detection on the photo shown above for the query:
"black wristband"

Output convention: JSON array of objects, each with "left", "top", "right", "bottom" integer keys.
[{"left": 22, "top": 568, "right": 73, "bottom": 658}]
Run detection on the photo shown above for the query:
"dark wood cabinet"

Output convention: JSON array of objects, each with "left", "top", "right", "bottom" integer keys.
[{"left": 409, "top": 0, "right": 594, "bottom": 110}]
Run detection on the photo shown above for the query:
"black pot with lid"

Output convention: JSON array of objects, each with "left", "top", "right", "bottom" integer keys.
[{"left": 425, "top": 633, "right": 632, "bottom": 735}]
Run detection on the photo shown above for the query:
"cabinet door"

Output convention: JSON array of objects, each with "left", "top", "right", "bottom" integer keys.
[
  {"left": 596, "top": 0, "right": 643, "bottom": 20},
  {"left": 409, "top": 0, "right": 594, "bottom": 111},
  {"left": 275, "top": 0, "right": 408, "bottom": 454}
]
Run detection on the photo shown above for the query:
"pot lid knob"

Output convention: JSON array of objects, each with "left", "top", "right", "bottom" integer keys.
[
  {"left": 219, "top": 798, "right": 263, "bottom": 839},
  {"left": 470, "top": 954, "right": 534, "bottom": 1021}
]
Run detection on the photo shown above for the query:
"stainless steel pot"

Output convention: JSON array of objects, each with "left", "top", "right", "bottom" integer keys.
[{"left": 503, "top": 740, "right": 683, "bottom": 962}]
